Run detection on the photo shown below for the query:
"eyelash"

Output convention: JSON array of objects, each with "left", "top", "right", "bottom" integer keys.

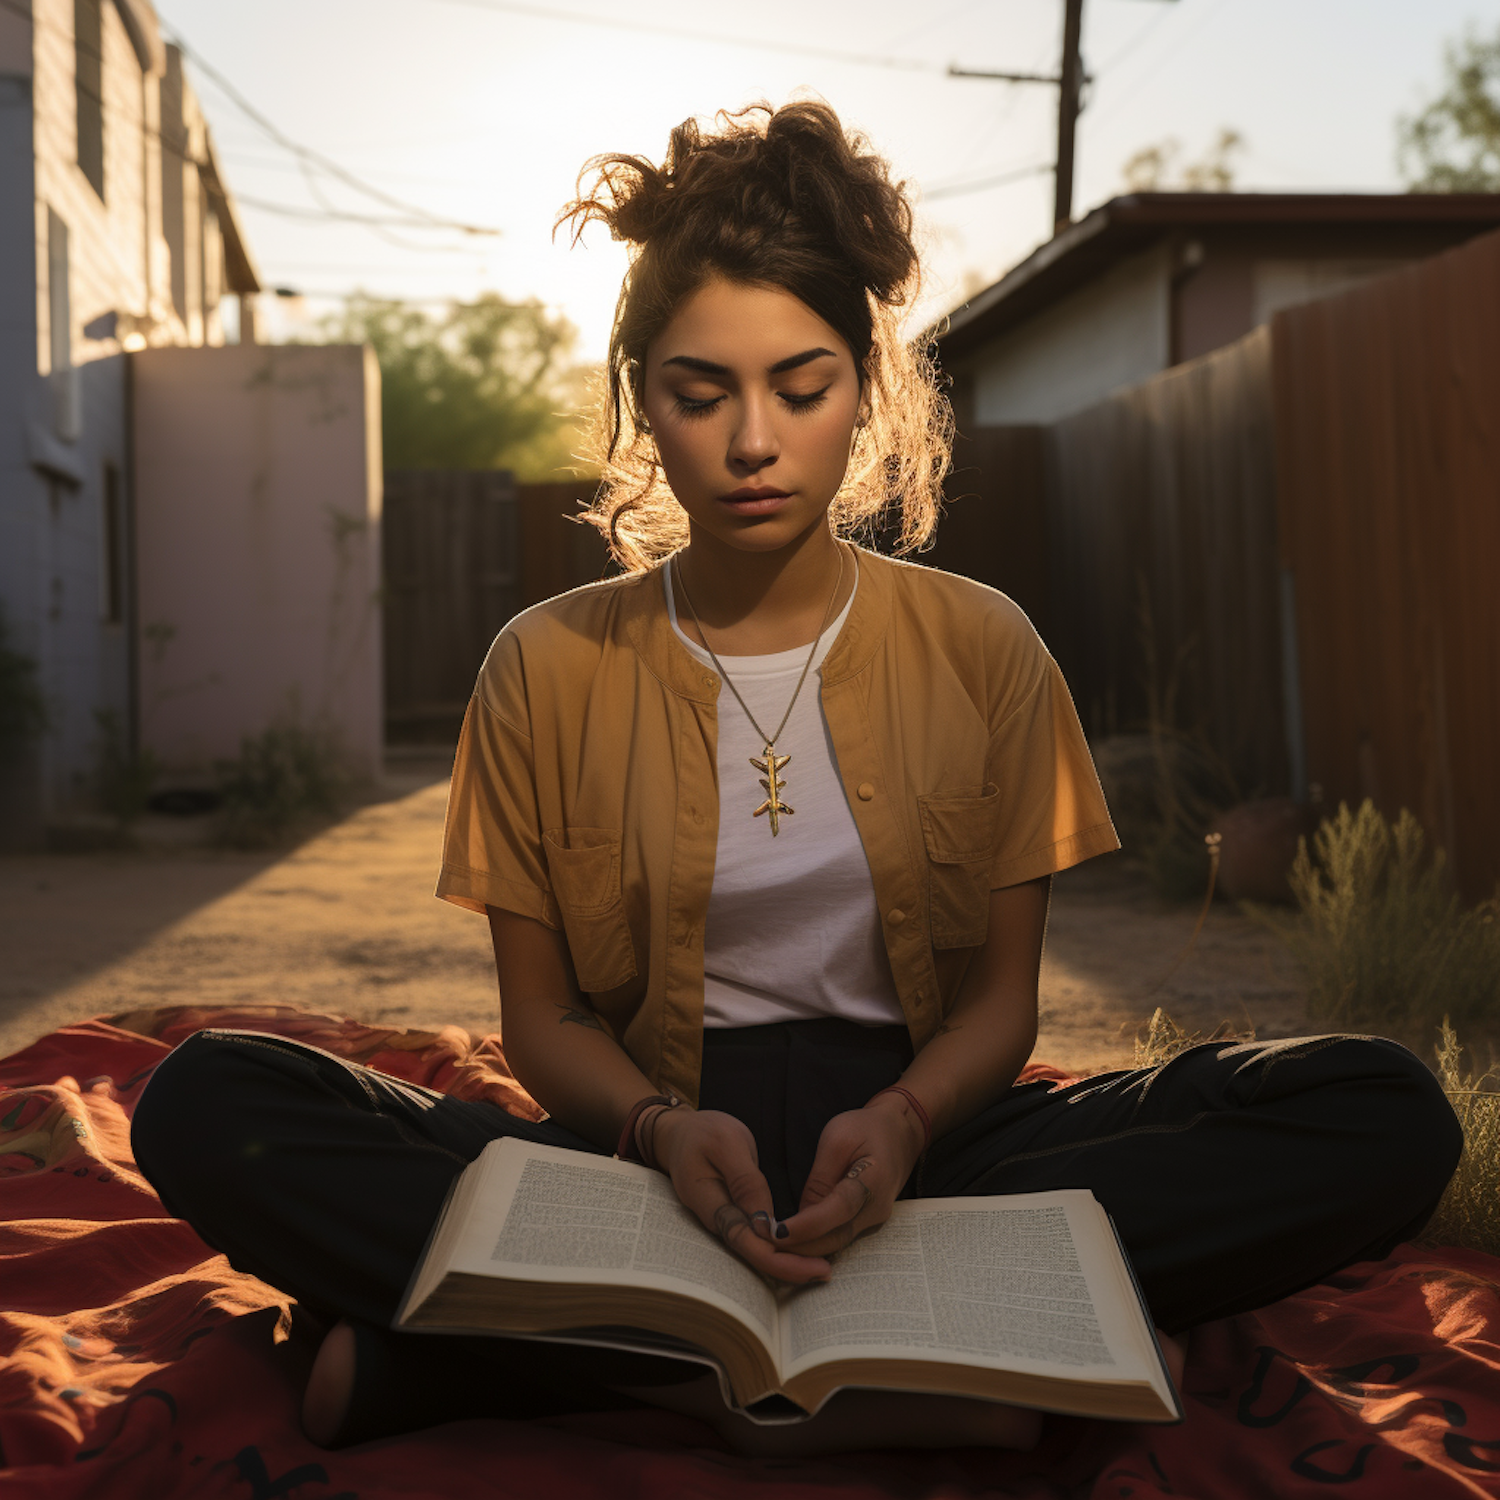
[{"left": 673, "top": 387, "right": 831, "bottom": 420}]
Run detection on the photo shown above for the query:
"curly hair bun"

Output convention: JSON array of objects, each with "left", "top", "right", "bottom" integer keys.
[
  {"left": 560, "top": 101, "right": 951, "bottom": 576},
  {"left": 563, "top": 101, "right": 918, "bottom": 309}
]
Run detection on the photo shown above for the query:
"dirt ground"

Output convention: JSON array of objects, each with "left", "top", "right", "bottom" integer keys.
[{"left": 0, "top": 761, "right": 1313, "bottom": 1073}]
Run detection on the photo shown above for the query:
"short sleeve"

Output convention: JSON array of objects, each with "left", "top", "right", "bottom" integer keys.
[
  {"left": 985, "top": 646, "right": 1119, "bottom": 889},
  {"left": 436, "top": 674, "right": 560, "bottom": 927}
]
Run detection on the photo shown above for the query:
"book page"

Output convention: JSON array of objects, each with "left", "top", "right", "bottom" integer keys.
[
  {"left": 480, "top": 1145, "right": 778, "bottom": 1342},
  {"left": 782, "top": 1192, "right": 1134, "bottom": 1379}
]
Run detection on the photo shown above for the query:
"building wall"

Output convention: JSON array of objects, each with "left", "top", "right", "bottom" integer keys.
[
  {"left": 0, "top": 6, "right": 43, "bottom": 840},
  {"left": 959, "top": 222, "right": 1494, "bottom": 429},
  {"left": 969, "top": 245, "right": 1172, "bottom": 424},
  {"left": 2, "top": 1, "right": 239, "bottom": 833},
  {"left": 133, "top": 344, "right": 384, "bottom": 782}
]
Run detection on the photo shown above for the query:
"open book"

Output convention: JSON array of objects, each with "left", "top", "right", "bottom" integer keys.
[{"left": 397, "top": 1139, "right": 1181, "bottom": 1424}]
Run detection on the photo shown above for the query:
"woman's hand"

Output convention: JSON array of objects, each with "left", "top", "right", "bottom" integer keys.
[
  {"left": 775, "top": 1096, "right": 925, "bottom": 1258},
  {"left": 652, "top": 1108, "right": 833, "bottom": 1285}
]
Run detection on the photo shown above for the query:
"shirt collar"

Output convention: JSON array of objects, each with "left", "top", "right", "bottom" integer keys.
[{"left": 622, "top": 543, "right": 894, "bottom": 700}]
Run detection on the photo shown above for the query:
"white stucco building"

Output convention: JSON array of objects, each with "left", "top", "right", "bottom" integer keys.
[
  {"left": 0, "top": 0, "right": 261, "bottom": 838},
  {"left": 2, "top": 1, "right": 383, "bottom": 846}
]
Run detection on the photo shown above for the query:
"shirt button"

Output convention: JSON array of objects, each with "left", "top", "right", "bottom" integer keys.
[
  {"left": 857, "top": 782, "right": 875, "bottom": 800},
  {"left": 886, "top": 908, "right": 906, "bottom": 926},
  {"left": 703, "top": 675, "right": 718, "bottom": 689}
]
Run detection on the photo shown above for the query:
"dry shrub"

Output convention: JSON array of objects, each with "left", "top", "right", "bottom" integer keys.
[
  {"left": 1132, "top": 1007, "right": 1255, "bottom": 1069},
  {"left": 1255, "top": 800, "right": 1500, "bottom": 1033},
  {"left": 216, "top": 720, "right": 357, "bottom": 848},
  {"left": 1418, "top": 1021, "right": 1500, "bottom": 1256}
]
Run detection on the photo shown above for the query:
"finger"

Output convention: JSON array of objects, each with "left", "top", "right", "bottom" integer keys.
[
  {"left": 779, "top": 1163, "right": 877, "bottom": 1249},
  {"left": 796, "top": 1120, "right": 864, "bottom": 1213},
  {"left": 699, "top": 1193, "right": 831, "bottom": 1283},
  {"left": 718, "top": 1161, "right": 777, "bottom": 1244}
]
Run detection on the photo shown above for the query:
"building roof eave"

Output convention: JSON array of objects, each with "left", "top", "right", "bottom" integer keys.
[
  {"left": 199, "top": 134, "right": 262, "bottom": 295},
  {"left": 935, "top": 190, "right": 1500, "bottom": 361}
]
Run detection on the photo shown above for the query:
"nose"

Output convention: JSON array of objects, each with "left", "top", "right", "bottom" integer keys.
[{"left": 727, "top": 391, "right": 780, "bottom": 474}]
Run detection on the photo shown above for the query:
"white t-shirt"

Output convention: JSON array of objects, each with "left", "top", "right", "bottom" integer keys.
[{"left": 664, "top": 560, "right": 906, "bottom": 1029}]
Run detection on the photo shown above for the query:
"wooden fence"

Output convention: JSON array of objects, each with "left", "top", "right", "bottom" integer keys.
[
  {"left": 1272, "top": 229, "right": 1500, "bottom": 897},
  {"left": 954, "top": 227, "right": 1500, "bottom": 895},
  {"left": 925, "top": 425, "right": 1051, "bottom": 642},
  {"left": 382, "top": 473, "right": 607, "bottom": 743},
  {"left": 1043, "top": 324, "right": 1286, "bottom": 797}
]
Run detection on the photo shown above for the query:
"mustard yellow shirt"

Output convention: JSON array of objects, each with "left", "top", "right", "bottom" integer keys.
[{"left": 437, "top": 546, "right": 1118, "bottom": 1104}]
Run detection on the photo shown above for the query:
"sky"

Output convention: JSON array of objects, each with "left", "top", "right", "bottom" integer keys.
[{"left": 156, "top": 0, "right": 1498, "bottom": 361}]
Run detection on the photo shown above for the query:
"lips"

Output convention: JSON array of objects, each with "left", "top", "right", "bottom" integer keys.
[
  {"left": 720, "top": 487, "right": 790, "bottom": 502},
  {"left": 715, "top": 488, "right": 793, "bottom": 516}
]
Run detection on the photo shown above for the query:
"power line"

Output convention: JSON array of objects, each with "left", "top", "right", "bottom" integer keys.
[
  {"left": 0, "top": 0, "right": 502, "bottom": 252},
  {"left": 218, "top": 149, "right": 486, "bottom": 193},
  {"left": 923, "top": 161, "right": 1054, "bottom": 201},
  {"left": 422, "top": 0, "right": 945, "bottom": 73},
  {"left": 1086, "top": 0, "right": 1236, "bottom": 131},
  {"left": 231, "top": 193, "right": 491, "bottom": 236},
  {"left": 158, "top": 25, "right": 502, "bottom": 238},
  {"left": 1093, "top": 0, "right": 1178, "bottom": 74}
]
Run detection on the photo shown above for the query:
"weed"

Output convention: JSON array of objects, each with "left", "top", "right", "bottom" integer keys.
[
  {"left": 0, "top": 609, "right": 46, "bottom": 761},
  {"left": 216, "top": 719, "right": 356, "bottom": 848},
  {"left": 1135, "top": 579, "right": 1238, "bottom": 900},
  {"left": 1132, "top": 1006, "right": 1255, "bottom": 1069},
  {"left": 1256, "top": 801, "right": 1500, "bottom": 1033},
  {"left": 93, "top": 709, "right": 158, "bottom": 825},
  {"left": 1418, "top": 1020, "right": 1500, "bottom": 1256}
]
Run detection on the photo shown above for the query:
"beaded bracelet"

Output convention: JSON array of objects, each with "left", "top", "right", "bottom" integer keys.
[{"left": 868, "top": 1085, "right": 932, "bottom": 1152}]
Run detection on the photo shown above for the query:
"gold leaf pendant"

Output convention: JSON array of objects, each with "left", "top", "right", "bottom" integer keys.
[{"left": 750, "top": 747, "right": 792, "bottom": 836}]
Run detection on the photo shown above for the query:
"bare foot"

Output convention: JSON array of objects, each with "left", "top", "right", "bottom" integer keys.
[
  {"left": 619, "top": 1373, "right": 1043, "bottom": 1456},
  {"left": 302, "top": 1319, "right": 357, "bottom": 1446}
]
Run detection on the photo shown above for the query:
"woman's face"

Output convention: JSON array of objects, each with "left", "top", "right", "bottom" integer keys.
[{"left": 640, "top": 279, "right": 863, "bottom": 554}]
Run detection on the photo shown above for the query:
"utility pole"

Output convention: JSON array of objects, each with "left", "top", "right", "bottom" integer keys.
[
  {"left": 1053, "top": 0, "right": 1086, "bottom": 231},
  {"left": 949, "top": 0, "right": 1177, "bottom": 238}
]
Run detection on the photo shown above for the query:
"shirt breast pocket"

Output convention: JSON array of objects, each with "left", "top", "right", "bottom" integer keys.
[
  {"left": 542, "top": 827, "right": 638, "bottom": 994},
  {"left": 917, "top": 784, "right": 1002, "bottom": 949}
]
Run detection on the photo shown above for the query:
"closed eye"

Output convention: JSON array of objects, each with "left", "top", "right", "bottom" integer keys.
[
  {"left": 674, "top": 386, "right": 832, "bottom": 419},
  {"left": 780, "top": 386, "right": 831, "bottom": 411},
  {"left": 674, "top": 394, "right": 724, "bottom": 419}
]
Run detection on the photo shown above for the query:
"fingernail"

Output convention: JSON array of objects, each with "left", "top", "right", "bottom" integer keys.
[
  {"left": 751, "top": 1211, "right": 770, "bottom": 1223},
  {"left": 775, "top": 1222, "right": 789, "bottom": 1240}
]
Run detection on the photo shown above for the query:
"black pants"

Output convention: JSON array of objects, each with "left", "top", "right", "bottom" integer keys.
[{"left": 131, "top": 1023, "right": 1460, "bottom": 1411}]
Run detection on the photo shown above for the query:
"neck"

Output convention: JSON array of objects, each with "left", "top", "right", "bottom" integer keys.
[{"left": 673, "top": 520, "right": 853, "bottom": 656}]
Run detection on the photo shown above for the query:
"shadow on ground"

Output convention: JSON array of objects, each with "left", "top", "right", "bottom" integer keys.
[{"left": 0, "top": 757, "right": 467, "bottom": 1059}]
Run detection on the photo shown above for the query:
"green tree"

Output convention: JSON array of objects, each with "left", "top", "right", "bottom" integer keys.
[
  {"left": 328, "top": 293, "right": 597, "bottom": 477},
  {"left": 1399, "top": 26, "right": 1500, "bottom": 192}
]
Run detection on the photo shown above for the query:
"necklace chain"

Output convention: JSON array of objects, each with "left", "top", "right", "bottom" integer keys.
[{"left": 674, "top": 544, "right": 848, "bottom": 750}]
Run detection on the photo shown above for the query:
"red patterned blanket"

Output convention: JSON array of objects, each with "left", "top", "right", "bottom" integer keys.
[{"left": 2, "top": 1006, "right": 1498, "bottom": 1498}]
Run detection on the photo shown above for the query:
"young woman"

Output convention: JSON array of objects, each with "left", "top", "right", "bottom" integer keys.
[{"left": 131, "top": 102, "right": 1461, "bottom": 1455}]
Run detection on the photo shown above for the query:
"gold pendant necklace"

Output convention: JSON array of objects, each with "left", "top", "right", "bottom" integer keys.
[{"left": 674, "top": 545, "right": 848, "bottom": 837}]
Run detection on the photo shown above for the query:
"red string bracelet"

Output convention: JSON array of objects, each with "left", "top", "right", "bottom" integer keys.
[
  {"left": 614, "top": 1094, "right": 680, "bottom": 1164},
  {"left": 868, "top": 1085, "right": 932, "bottom": 1152}
]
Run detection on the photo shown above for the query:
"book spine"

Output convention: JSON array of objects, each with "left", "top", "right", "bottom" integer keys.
[
  {"left": 393, "top": 1165, "right": 468, "bottom": 1329},
  {"left": 1106, "top": 1211, "right": 1184, "bottom": 1424}
]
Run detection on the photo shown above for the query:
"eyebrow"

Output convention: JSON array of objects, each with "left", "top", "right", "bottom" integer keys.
[{"left": 660, "top": 347, "right": 838, "bottom": 377}]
